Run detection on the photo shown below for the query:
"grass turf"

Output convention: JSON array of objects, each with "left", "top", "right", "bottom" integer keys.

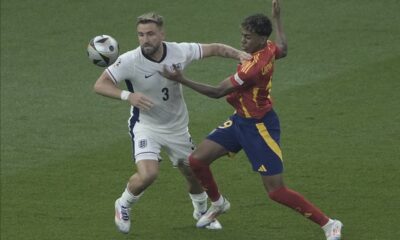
[{"left": 1, "top": 0, "right": 400, "bottom": 239}]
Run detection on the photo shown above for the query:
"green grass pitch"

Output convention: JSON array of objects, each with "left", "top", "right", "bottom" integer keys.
[{"left": 1, "top": 0, "right": 400, "bottom": 239}]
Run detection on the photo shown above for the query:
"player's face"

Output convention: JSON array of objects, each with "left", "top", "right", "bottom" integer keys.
[
  {"left": 240, "top": 28, "right": 267, "bottom": 54},
  {"left": 137, "top": 23, "right": 165, "bottom": 56}
]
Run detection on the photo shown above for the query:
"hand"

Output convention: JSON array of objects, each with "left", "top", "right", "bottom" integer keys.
[
  {"left": 128, "top": 92, "right": 154, "bottom": 110},
  {"left": 160, "top": 64, "right": 185, "bottom": 82},
  {"left": 238, "top": 51, "right": 252, "bottom": 63},
  {"left": 272, "top": 0, "right": 281, "bottom": 19}
]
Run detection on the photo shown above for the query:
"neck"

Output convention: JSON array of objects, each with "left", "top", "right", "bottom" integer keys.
[
  {"left": 252, "top": 42, "right": 268, "bottom": 54},
  {"left": 150, "top": 48, "right": 163, "bottom": 62},
  {"left": 150, "top": 43, "right": 164, "bottom": 62}
]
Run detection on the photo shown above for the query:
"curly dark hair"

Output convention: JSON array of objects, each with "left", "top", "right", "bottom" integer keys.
[{"left": 241, "top": 14, "right": 272, "bottom": 37}]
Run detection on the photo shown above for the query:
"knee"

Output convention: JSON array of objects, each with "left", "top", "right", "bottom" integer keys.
[
  {"left": 268, "top": 187, "right": 287, "bottom": 203},
  {"left": 143, "top": 171, "right": 158, "bottom": 185},
  {"left": 131, "top": 170, "right": 158, "bottom": 186},
  {"left": 189, "top": 154, "right": 206, "bottom": 171},
  {"left": 177, "top": 161, "right": 195, "bottom": 179}
]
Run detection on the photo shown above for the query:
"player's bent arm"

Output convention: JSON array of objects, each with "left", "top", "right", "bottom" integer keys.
[
  {"left": 161, "top": 65, "right": 234, "bottom": 98},
  {"left": 271, "top": 0, "right": 287, "bottom": 59},
  {"left": 93, "top": 71, "right": 125, "bottom": 99},
  {"left": 201, "top": 43, "right": 251, "bottom": 62},
  {"left": 94, "top": 71, "right": 154, "bottom": 110},
  {"left": 180, "top": 76, "right": 235, "bottom": 99}
]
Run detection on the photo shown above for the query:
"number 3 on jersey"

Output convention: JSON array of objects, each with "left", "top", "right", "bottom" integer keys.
[{"left": 162, "top": 87, "right": 169, "bottom": 101}]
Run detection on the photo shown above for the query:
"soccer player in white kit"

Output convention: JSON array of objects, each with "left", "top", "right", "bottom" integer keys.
[{"left": 93, "top": 12, "right": 251, "bottom": 234}]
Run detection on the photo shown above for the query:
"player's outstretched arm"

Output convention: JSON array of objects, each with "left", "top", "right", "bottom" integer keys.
[
  {"left": 161, "top": 65, "right": 235, "bottom": 99},
  {"left": 94, "top": 71, "right": 154, "bottom": 110},
  {"left": 201, "top": 43, "right": 252, "bottom": 63},
  {"left": 272, "top": 0, "right": 287, "bottom": 59}
]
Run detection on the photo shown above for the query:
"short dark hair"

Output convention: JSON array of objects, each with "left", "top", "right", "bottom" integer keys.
[
  {"left": 136, "top": 12, "right": 164, "bottom": 27},
  {"left": 241, "top": 14, "right": 272, "bottom": 37}
]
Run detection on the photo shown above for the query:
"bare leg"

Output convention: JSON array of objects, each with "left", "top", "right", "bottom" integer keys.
[
  {"left": 127, "top": 160, "right": 159, "bottom": 195},
  {"left": 177, "top": 160, "right": 204, "bottom": 194}
]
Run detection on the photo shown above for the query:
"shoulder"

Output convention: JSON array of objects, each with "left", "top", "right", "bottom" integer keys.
[
  {"left": 265, "top": 40, "right": 280, "bottom": 56},
  {"left": 115, "top": 48, "right": 142, "bottom": 65},
  {"left": 120, "top": 48, "right": 141, "bottom": 60},
  {"left": 166, "top": 41, "right": 200, "bottom": 52},
  {"left": 165, "top": 41, "right": 202, "bottom": 61}
]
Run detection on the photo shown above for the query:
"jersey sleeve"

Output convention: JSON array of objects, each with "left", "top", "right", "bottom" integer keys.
[
  {"left": 106, "top": 53, "right": 132, "bottom": 85},
  {"left": 229, "top": 60, "right": 259, "bottom": 87},
  {"left": 230, "top": 72, "right": 244, "bottom": 87},
  {"left": 177, "top": 42, "right": 203, "bottom": 62}
]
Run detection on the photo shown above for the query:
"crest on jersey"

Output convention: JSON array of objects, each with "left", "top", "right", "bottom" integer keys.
[{"left": 138, "top": 139, "right": 147, "bottom": 149}]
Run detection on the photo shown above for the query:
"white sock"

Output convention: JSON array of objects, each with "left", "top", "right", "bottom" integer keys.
[
  {"left": 322, "top": 219, "right": 335, "bottom": 231},
  {"left": 212, "top": 195, "right": 224, "bottom": 206},
  {"left": 189, "top": 192, "right": 208, "bottom": 213},
  {"left": 119, "top": 187, "right": 143, "bottom": 207}
]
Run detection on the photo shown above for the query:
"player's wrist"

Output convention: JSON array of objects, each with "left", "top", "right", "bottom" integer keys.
[{"left": 120, "top": 90, "right": 131, "bottom": 101}]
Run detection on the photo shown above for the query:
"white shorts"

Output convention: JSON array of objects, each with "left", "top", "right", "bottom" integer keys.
[{"left": 130, "top": 124, "right": 195, "bottom": 167}]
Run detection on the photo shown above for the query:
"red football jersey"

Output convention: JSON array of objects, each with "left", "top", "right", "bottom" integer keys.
[{"left": 228, "top": 41, "right": 281, "bottom": 119}]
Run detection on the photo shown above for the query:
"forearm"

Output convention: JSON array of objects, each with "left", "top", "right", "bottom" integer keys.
[
  {"left": 273, "top": 18, "right": 287, "bottom": 56},
  {"left": 214, "top": 43, "right": 242, "bottom": 60},
  {"left": 180, "top": 77, "right": 224, "bottom": 99},
  {"left": 93, "top": 72, "right": 126, "bottom": 100},
  {"left": 272, "top": 2, "right": 288, "bottom": 58},
  {"left": 202, "top": 43, "right": 243, "bottom": 60},
  {"left": 94, "top": 83, "right": 123, "bottom": 99}
]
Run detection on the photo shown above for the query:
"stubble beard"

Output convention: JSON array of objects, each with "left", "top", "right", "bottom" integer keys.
[{"left": 141, "top": 44, "right": 160, "bottom": 57}]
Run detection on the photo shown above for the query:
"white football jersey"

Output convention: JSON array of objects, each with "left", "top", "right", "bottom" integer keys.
[{"left": 106, "top": 42, "right": 203, "bottom": 132}]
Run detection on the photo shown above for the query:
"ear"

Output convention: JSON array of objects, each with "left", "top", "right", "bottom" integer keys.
[{"left": 261, "top": 36, "right": 268, "bottom": 43}]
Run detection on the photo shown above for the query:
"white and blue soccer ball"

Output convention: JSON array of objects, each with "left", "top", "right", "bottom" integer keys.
[{"left": 87, "top": 35, "right": 119, "bottom": 67}]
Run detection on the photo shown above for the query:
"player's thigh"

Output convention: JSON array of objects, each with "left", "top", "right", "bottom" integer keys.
[
  {"left": 191, "top": 139, "right": 230, "bottom": 164},
  {"left": 161, "top": 130, "right": 195, "bottom": 167},
  {"left": 241, "top": 120, "right": 283, "bottom": 176},
  {"left": 196, "top": 118, "right": 242, "bottom": 164}
]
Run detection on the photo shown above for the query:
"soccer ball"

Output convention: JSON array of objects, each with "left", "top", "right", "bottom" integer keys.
[{"left": 87, "top": 35, "right": 119, "bottom": 67}]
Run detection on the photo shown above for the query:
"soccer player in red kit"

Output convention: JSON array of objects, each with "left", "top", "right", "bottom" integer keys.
[{"left": 162, "top": 0, "right": 342, "bottom": 239}]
